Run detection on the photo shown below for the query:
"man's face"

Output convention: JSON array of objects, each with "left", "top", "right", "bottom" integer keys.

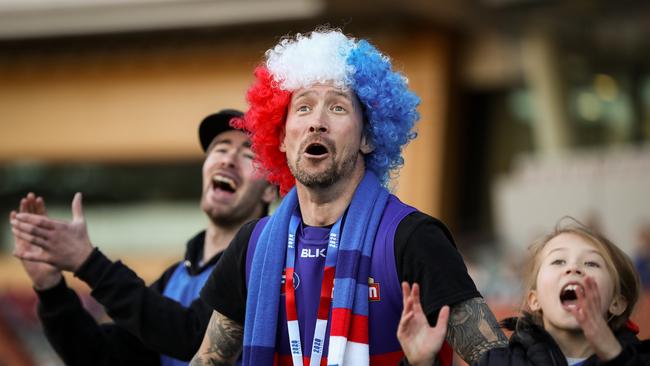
[
  {"left": 200, "top": 130, "right": 269, "bottom": 225},
  {"left": 281, "top": 84, "right": 370, "bottom": 189}
]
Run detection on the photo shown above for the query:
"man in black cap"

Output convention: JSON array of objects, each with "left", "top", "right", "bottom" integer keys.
[{"left": 10, "top": 110, "right": 276, "bottom": 366}]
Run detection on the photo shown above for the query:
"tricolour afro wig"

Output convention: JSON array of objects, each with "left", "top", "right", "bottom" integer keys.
[{"left": 232, "top": 28, "right": 420, "bottom": 195}]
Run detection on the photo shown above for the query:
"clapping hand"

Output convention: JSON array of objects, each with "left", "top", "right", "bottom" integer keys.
[
  {"left": 10, "top": 193, "right": 62, "bottom": 290},
  {"left": 11, "top": 192, "right": 93, "bottom": 273}
]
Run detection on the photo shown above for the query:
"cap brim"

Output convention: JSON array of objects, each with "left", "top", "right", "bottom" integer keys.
[{"left": 198, "top": 109, "right": 244, "bottom": 152}]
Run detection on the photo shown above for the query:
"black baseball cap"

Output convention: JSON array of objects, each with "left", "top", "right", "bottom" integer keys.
[{"left": 198, "top": 109, "right": 244, "bottom": 152}]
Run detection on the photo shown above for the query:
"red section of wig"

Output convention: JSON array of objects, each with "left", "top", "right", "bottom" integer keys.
[{"left": 231, "top": 66, "right": 294, "bottom": 195}]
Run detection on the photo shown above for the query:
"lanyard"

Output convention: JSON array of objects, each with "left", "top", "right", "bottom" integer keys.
[{"left": 285, "top": 208, "right": 342, "bottom": 366}]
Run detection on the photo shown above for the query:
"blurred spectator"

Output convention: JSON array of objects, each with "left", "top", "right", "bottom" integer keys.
[{"left": 9, "top": 110, "right": 277, "bottom": 366}]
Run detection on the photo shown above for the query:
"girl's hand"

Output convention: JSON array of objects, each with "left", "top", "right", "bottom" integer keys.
[
  {"left": 397, "top": 282, "right": 449, "bottom": 366},
  {"left": 569, "top": 276, "right": 622, "bottom": 361}
]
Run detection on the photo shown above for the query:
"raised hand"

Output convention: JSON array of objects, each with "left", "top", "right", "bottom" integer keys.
[
  {"left": 10, "top": 193, "right": 62, "bottom": 290},
  {"left": 568, "top": 276, "right": 623, "bottom": 361},
  {"left": 11, "top": 192, "right": 94, "bottom": 272},
  {"left": 397, "top": 282, "right": 450, "bottom": 366}
]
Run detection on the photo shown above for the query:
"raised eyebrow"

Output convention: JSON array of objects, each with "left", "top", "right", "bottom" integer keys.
[
  {"left": 292, "top": 90, "right": 317, "bottom": 103},
  {"left": 546, "top": 248, "right": 605, "bottom": 262},
  {"left": 326, "top": 90, "right": 353, "bottom": 101},
  {"left": 547, "top": 247, "right": 567, "bottom": 256},
  {"left": 584, "top": 250, "right": 606, "bottom": 260}
]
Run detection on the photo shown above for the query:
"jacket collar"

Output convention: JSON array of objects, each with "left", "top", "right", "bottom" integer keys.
[
  {"left": 503, "top": 313, "right": 642, "bottom": 366},
  {"left": 183, "top": 230, "right": 223, "bottom": 275}
]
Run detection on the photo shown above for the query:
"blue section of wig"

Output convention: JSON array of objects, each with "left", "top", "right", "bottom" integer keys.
[{"left": 347, "top": 40, "right": 420, "bottom": 185}]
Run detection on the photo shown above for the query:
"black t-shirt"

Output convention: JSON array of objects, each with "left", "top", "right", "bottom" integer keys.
[{"left": 201, "top": 210, "right": 480, "bottom": 326}]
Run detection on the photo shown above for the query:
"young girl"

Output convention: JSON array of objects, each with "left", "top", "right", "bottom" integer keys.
[{"left": 397, "top": 220, "right": 650, "bottom": 366}]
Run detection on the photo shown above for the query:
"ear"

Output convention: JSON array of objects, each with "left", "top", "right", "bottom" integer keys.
[
  {"left": 261, "top": 184, "right": 278, "bottom": 205},
  {"left": 608, "top": 294, "right": 628, "bottom": 317},
  {"left": 360, "top": 132, "right": 374, "bottom": 154},
  {"left": 279, "top": 130, "right": 287, "bottom": 153},
  {"left": 528, "top": 290, "right": 541, "bottom": 312}
]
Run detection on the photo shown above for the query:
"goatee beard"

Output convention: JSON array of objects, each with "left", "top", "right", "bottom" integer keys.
[{"left": 290, "top": 152, "right": 358, "bottom": 188}]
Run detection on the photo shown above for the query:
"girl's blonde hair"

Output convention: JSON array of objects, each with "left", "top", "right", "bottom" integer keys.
[{"left": 520, "top": 217, "right": 640, "bottom": 331}]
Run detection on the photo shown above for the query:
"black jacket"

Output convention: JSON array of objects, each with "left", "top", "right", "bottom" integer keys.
[
  {"left": 36, "top": 231, "right": 220, "bottom": 365},
  {"left": 476, "top": 315, "right": 650, "bottom": 366}
]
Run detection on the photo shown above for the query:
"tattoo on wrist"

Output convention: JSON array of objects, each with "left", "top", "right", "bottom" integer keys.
[
  {"left": 190, "top": 312, "right": 242, "bottom": 366},
  {"left": 208, "top": 312, "right": 243, "bottom": 360},
  {"left": 446, "top": 297, "right": 508, "bottom": 363}
]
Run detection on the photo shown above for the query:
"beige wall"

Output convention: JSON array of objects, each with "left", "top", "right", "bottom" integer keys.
[
  {"left": 0, "top": 30, "right": 452, "bottom": 217},
  {"left": 0, "top": 44, "right": 263, "bottom": 162},
  {"left": 387, "top": 33, "right": 451, "bottom": 218}
]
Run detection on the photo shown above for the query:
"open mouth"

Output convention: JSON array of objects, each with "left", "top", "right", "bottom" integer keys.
[
  {"left": 212, "top": 174, "right": 238, "bottom": 193},
  {"left": 304, "top": 142, "right": 329, "bottom": 157},
  {"left": 559, "top": 283, "right": 582, "bottom": 308}
]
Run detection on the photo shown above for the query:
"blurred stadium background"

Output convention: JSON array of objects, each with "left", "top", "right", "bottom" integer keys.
[{"left": 1, "top": 0, "right": 649, "bottom": 364}]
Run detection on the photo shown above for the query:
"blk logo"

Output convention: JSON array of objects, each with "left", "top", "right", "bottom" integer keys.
[{"left": 301, "top": 248, "right": 326, "bottom": 258}]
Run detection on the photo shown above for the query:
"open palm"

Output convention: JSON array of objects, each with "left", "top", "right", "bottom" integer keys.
[{"left": 397, "top": 282, "right": 450, "bottom": 366}]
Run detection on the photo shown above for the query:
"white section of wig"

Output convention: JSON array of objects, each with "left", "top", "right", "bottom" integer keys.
[{"left": 265, "top": 30, "right": 356, "bottom": 91}]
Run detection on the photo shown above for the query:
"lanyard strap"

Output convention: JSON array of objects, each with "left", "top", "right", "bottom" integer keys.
[{"left": 285, "top": 208, "right": 342, "bottom": 366}]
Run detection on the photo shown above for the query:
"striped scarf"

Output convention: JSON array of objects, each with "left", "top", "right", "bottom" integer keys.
[{"left": 243, "top": 171, "right": 389, "bottom": 366}]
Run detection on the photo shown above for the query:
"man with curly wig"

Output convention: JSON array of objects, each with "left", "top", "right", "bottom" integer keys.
[{"left": 191, "top": 28, "right": 507, "bottom": 366}]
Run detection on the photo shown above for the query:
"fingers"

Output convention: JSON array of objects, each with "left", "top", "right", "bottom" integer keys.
[
  {"left": 11, "top": 225, "right": 50, "bottom": 249},
  {"left": 412, "top": 282, "right": 420, "bottom": 299},
  {"left": 576, "top": 277, "right": 601, "bottom": 314},
  {"left": 401, "top": 282, "right": 427, "bottom": 316},
  {"left": 12, "top": 226, "right": 43, "bottom": 260},
  {"left": 14, "top": 212, "right": 58, "bottom": 230},
  {"left": 411, "top": 283, "right": 424, "bottom": 313},
  {"left": 402, "top": 281, "right": 411, "bottom": 295},
  {"left": 398, "top": 282, "right": 417, "bottom": 338},
  {"left": 71, "top": 192, "right": 84, "bottom": 221},
  {"left": 35, "top": 196, "right": 48, "bottom": 215},
  {"left": 17, "top": 193, "right": 48, "bottom": 215},
  {"left": 19, "top": 198, "right": 26, "bottom": 213},
  {"left": 399, "top": 311, "right": 415, "bottom": 326},
  {"left": 13, "top": 242, "right": 49, "bottom": 264},
  {"left": 14, "top": 238, "right": 42, "bottom": 256},
  {"left": 569, "top": 277, "right": 604, "bottom": 329},
  {"left": 436, "top": 305, "right": 450, "bottom": 332},
  {"left": 402, "top": 282, "right": 414, "bottom": 316},
  {"left": 584, "top": 277, "right": 601, "bottom": 307},
  {"left": 402, "top": 282, "right": 412, "bottom": 304},
  {"left": 26, "top": 192, "right": 36, "bottom": 213},
  {"left": 11, "top": 210, "right": 55, "bottom": 250},
  {"left": 12, "top": 218, "right": 52, "bottom": 240}
]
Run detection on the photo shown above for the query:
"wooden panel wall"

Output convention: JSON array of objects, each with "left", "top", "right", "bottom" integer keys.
[{"left": 0, "top": 30, "right": 451, "bottom": 218}]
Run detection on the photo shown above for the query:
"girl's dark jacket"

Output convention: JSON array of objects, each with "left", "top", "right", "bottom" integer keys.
[{"left": 475, "top": 315, "right": 650, "bottom": 366}]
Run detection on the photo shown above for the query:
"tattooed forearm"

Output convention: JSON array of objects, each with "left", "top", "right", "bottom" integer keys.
[
  {"left": 446, "top": 297, "right": 508, "bottom": 363},
  {"left": 189, "top": 311, "right": 243, "bottom": 366},
  {"left": 206, "top": 311, "right": 243, "bottom": 360}
]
